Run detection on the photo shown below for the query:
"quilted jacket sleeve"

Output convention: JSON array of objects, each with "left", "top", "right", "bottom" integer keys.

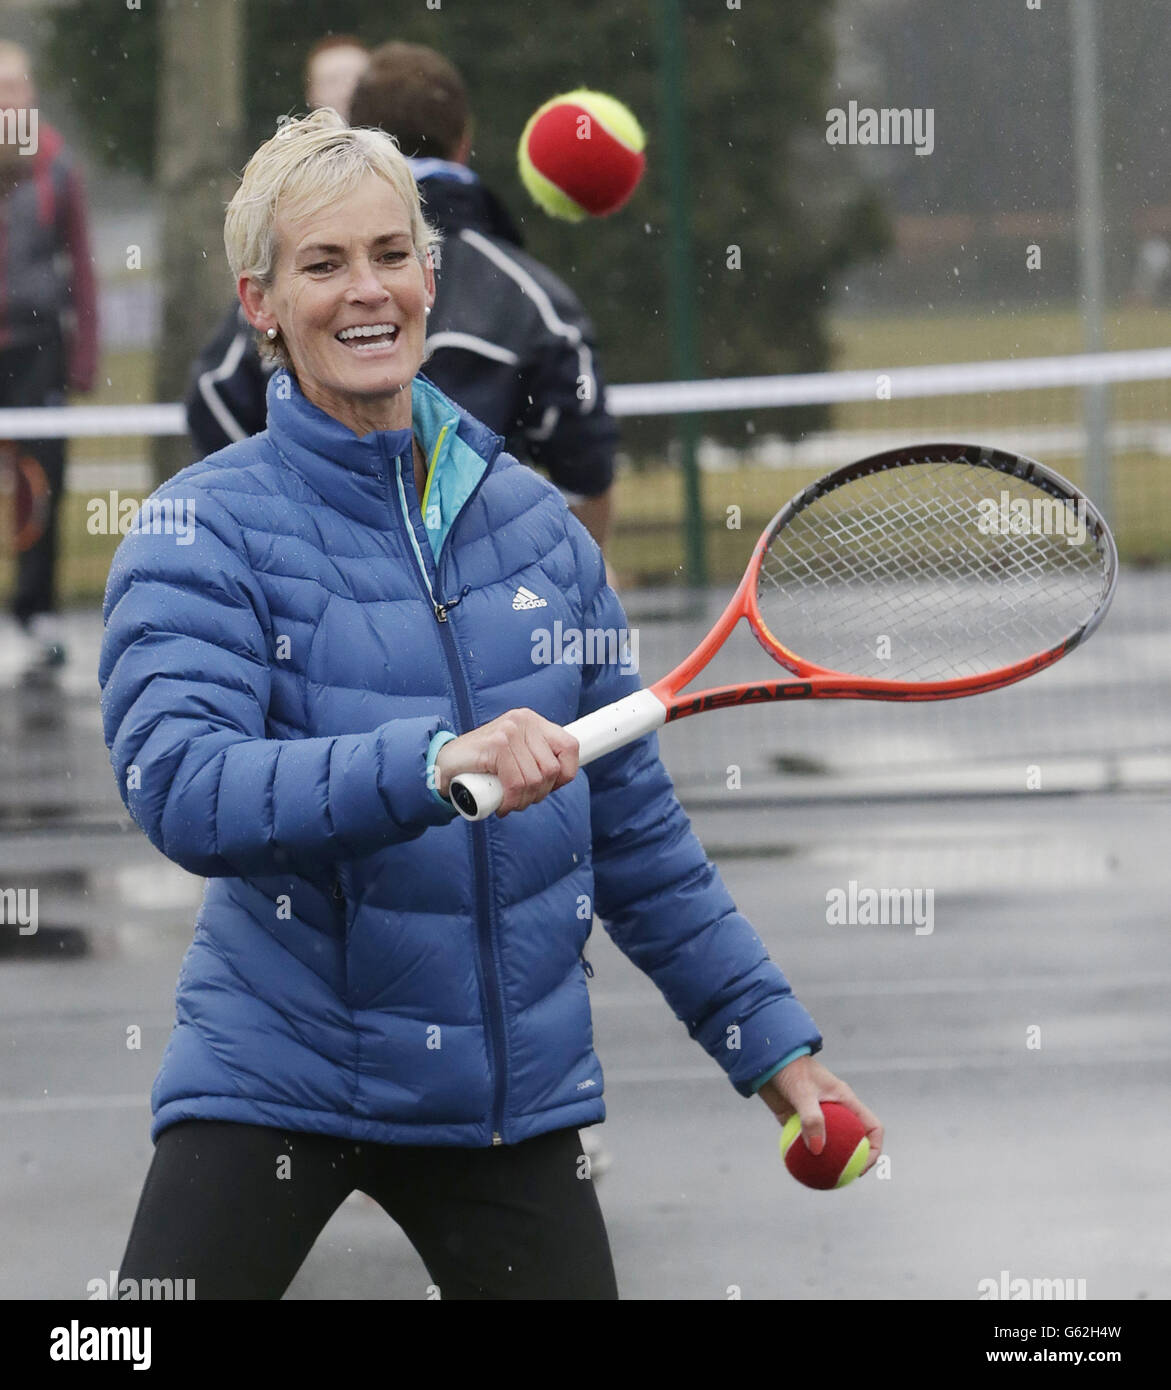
[
  {"left": 98, "top": 480, "right": 458, "bottom": 879},
  {"left": 566, "top": 516, "right": 823, "bottom": 1097}
]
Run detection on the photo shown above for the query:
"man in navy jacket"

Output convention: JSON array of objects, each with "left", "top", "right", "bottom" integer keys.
[{"left": 185, "top": 42, "right": 617, "bottom": 550}]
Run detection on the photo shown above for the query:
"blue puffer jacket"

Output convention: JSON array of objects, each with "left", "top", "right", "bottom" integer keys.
[{"left": 99, "top": 369, "right": 822, "bottom": 1147}]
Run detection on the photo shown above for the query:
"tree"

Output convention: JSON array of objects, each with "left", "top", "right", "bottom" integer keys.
[
  {"left": 46, "top": 0, "right": 888, "bottom": 455},
  {"left": 152, "top": 0, "right": 244, "bottom": 486}
]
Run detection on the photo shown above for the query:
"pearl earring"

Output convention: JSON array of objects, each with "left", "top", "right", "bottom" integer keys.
[
  {"left": 266, "top": 327, "right": 278, "bottom": 340},
  {"left": 425, "top": 308, "right": 432, "bottom": 317}
]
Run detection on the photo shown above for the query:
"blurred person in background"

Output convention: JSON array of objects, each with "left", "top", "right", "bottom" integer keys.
[
  {"left": 304, "top": 33, "right": 369, "bottom": 122},
  {"left": 0, "top": 39, "right": 97, "bottom": 680},
  {"left": 186, "top": 41, "right": 617, "bottom": 555},
  {"left": 180, "top": 35, "right": 368, "bottom": 465},
  {"left": 1131, "top": 236, "right": 1171, "bottom": 305}
]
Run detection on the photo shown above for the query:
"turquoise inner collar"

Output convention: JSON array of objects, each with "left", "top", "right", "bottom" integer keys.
[{"left": 411, "top": 377, "right": 489, "bottom": 562}]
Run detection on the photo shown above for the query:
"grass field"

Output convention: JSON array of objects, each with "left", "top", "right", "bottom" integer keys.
[
  {"left": 609, "top": 448, "right": 1171, "bottom": 585},
  {"left": 612, "top": 304, "right": 1171, "bottom": 580},
  {"left": 5, "top": 303, "right": 1169, "bottom": 604}
]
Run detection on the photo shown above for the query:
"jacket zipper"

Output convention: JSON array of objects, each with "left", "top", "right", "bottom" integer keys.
[
  {"left": 332, "top": 871, "right": 348, "bottom": 998},
  {"left": 383, "top": 437, "right": 510, "bottom": 1146}
]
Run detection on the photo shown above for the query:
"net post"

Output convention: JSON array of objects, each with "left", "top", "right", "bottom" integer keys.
[
  {"left": 1072, "top": 0, "right": 1111, "bottom": 521},
  {"left": 657, "top": 0, "right": 707, "bottom": 590}
]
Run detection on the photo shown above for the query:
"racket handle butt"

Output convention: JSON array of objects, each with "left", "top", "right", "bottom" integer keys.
[{"left": 449, "top": 772, "right": 503, "bottom": 822}]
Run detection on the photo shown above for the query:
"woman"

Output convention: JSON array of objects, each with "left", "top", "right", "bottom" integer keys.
[{"left": 99, "top": 108, "right": 882, "bottom": 1300}]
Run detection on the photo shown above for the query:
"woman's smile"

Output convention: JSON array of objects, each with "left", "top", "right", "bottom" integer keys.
[{"left": 335, "top": 321, "right": 401, "bottom": 352}]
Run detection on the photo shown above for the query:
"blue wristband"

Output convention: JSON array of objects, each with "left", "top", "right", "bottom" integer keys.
[
  {"left": 427, "top": 729, "right": 459, "bottom": 808},
  {"left": 749, "top": 1045, "right": 812, "bottom": 1095}
]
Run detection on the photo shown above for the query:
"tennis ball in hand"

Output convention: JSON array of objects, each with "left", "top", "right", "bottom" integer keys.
[
  {"left": 780, "top": 1101, "right": 870, "bottom": 1190},
  {"left": 518, "top": 89, "right": 646, "bottom": 221}
]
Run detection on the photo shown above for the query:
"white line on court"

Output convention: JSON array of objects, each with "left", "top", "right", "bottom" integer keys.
[
  {"left": 607, "top": 1047, "right": 1171, "bottom": 1084},
  {"left": 589, "top": 972, "right": 1171, "bottom": 1007},
  {"left": 0, "top": 1093, "right": 146, "bottom": 1115}
]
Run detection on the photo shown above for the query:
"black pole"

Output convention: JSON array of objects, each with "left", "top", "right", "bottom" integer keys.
[{"left": 657, "top": 0, "right": 706, "bottom": 587}]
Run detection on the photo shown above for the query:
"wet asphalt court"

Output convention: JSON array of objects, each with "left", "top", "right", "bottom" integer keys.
[{"left": 1, "top": 583, "right": 1168, "bottom": 1301}]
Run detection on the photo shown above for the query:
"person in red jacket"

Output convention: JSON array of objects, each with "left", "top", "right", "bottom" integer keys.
[{"left": 0, "top": 40, "right": 98, "bottom": 678}]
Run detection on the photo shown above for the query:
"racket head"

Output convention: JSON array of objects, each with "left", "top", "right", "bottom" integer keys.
[
  {"left": 1, "top": 444, "right": 51, "bottom": 554},
  {"left": 744, "top": 442, "right": 1117, "bottom": 696}
]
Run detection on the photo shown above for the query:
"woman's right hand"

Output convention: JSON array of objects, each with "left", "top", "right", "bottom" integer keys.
[
  {"left": 757, "top": 1055, "right": 884, "bottom": 1176},
  {"left": 434, "top": 708, "right": 580, "bottom": 817}
]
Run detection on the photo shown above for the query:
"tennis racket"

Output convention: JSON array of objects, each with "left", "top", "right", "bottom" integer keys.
[
  {"left": 0, "top": 442, "right": 51, "bottom": 554},
  {"left": 449, "top": 442, "right": 1117, "bottom": 821}
]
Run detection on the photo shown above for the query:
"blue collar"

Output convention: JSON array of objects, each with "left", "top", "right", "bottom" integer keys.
[
  {"left": 407, "top": 157, "right": 479, "bottom": 186},
  {"left": 264, "top": 368, "right": 503, "bottom": 560},
  {"left": 266, "top": 368, "right": 414, "bottom": 478}
]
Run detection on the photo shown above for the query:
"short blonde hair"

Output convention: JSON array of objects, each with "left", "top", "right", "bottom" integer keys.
[{"left": 223, "top": 106, "right": 439, "bottom": 369}]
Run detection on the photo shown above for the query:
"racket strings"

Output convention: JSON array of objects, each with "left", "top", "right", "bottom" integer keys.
[{"left": 756, "top": 461, "right": 1108, "bottom": 682}]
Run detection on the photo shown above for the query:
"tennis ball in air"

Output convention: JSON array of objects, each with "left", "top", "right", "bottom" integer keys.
[
  {"left": 780, "top": 1101, "right": 870, "bottom": 1190},
  {"left": 518, "top": 89, "right": 646, "bottom": 221}
]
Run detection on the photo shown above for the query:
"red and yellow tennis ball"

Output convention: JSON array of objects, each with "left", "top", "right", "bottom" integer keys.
[
  {"left": 518, "top": 89, "right": 646, "bottom": 221},
  {"left": 780, "top": 1101, "right": 870, "bottom": 1190}
]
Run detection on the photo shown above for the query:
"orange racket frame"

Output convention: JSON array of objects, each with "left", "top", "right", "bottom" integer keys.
[{"left": 449, "top": 442, "right": 1117, "bottom": 820}]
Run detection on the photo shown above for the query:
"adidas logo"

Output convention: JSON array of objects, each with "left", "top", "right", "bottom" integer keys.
[{"left": 512, "top": 585, "right": 547, "bottom": 611}]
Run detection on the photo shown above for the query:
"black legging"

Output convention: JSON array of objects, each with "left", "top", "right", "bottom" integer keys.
[{"left": 117, "top": 1119, "right": 618, "bottom": 1300}]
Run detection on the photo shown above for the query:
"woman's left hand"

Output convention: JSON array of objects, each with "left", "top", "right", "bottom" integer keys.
[{"left": 757, "top": 1054, "right": 883, "bottom": 1176}]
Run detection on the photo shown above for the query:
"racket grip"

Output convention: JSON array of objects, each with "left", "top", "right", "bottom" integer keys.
[
  {"left": 447, "top": 772, "right": 504, "bottom": 821},
  {"left": 448, "top": 690, "right": 667, "bottom": 823}
]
